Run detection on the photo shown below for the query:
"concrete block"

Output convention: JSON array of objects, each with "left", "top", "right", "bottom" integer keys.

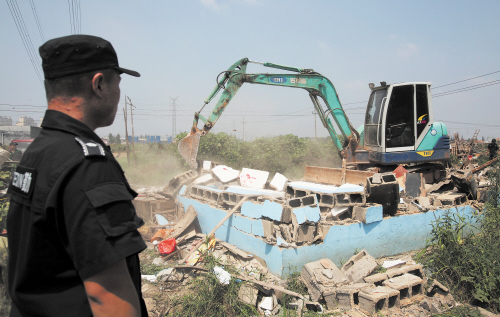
[
  {"left": 335, "top": 192, "right": 367, "bottom": 207},
  {"left": 335, "top": 283, "right": 376, "bottom": 310},
  {"left": 212, "top": 165, "right": 240, "bottom": 183},
  {"left": 353, "top": 204, "right": 383, "bottom": 224},
  {"left": 363, "top": 272, "right": 388, "bottom": 286},
  {"left": 252, "top": 219, "right": 265, "bottom": 237},
  {"left": 261, "top": 219, "right": 275, "bottom": 239},
  {"left": 437, "top": 192, "right": 467, "bottom": 206},
  {"left": 193, "top": 174, "right": 213, "bottom": 185},
  {"left": 433, "top": 198, "right": 442, "bottom": 207},
  {"left": 383, "top": 273, "right": 424, "bottom": 306},
  {"left": 279, "top": 224, "right": 293, "bottom": 242},
  {"left": 294, "top": 224, "right": 316, "bottom": 243},
  {"left": 239, "top": 168, "right": 269, "bottom": 189},
  {"left": 358, "top": 286, "right": 400, "bottom": 315},
  {"left": 225, "top": 186, "right": 285, "bottom": 199},
  {"left": 262, "top": 200, "right": 283, "bottom": 221},
  {"left": 238, "top": 284, "right": 258, "bottom": 306},
  {"left": 367, "top": 172, "right": 400, "bottom": 216},
  {"left": 415, "top": 196, "right": 431, "bottom": 207},
  {"left": 281, "top": 206, "right": 293, "bottom": 223},
  {"left": 269, "top": 172, "right": 288, "bottom": 191},
  {"left": 342, "top": 250, "right": 378, "bottom": 283},
  {"left": 202, "top": 160, "right": 212, "bottom": 171},
  {"left": 301, "top": 259, "right": 346, "bottom": 302},
  {"left": 386, "top": 264, "right": 426, "bottom": 284},
  {"left": 331, "top": 206, "right": 350, "bottom": 220}
]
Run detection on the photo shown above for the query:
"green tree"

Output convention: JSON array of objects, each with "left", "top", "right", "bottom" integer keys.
[
  {"left": 108, "top": 133, "right": 115, "bottom": 144},
  {"left": 116, "top": 133, "right": 121, "bottom": 144}
]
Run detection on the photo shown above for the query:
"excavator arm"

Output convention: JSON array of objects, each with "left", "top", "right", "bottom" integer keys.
[{"left": 178, "top": 58, "right": 359, "bottom": 169}]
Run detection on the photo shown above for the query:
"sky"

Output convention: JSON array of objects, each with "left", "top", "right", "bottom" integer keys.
[{"left": 1, "top": 0, "right": 499, "bottom": 141}]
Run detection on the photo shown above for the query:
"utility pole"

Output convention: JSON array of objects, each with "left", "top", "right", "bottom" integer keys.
[
  {"left": 312, "top": 111, "right": 317, "bottom": 141},
  {"left": 123, "top": 95, "right": 130, "bottom": 166},
  {"left": 127, "top": 96, "right": 137, "bottom": 167},
  {"left": 241, "top": 118, "right": 246, "bottom": 141},
  {"left": 170, "top": 96, "right": 178, "bottom": 137}
]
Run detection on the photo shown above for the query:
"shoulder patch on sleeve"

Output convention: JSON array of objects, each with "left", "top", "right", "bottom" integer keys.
[
  {"left": 9, "top": 165, "right": 37, "bottom": 198},
  {"left": 75, "top": 137, "right": 106, "bottom": 157}
]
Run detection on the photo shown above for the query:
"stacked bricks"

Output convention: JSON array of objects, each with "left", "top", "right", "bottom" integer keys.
[
  {"left": 286, "top": 185, "right": 366, "bottom": 209},
  {"left": 190, "top": 186, "right": 223, "bottom": 205}
]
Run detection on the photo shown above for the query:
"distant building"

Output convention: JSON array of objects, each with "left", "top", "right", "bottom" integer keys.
[
  {"left": 0, "top": 126, "right": 41, "bottom": 146},
  {"left": 0, "top": 116, "right": 12, "bottom": 126},
  {"left": 16, "top": 116, "right": 36, "bottom": 127}
]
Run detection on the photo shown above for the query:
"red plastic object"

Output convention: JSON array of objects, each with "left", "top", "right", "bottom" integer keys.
[{"left": 158, "top": 238, "right": 176, "bottom": 255}]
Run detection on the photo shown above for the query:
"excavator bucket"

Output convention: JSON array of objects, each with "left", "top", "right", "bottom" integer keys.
[{"left": 178, "top": 132, "right": 201, "bottom": 169}]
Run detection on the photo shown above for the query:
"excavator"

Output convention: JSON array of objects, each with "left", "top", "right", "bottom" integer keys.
[{"left": 178, "top": 58, "right": 450, "bottom": 177}]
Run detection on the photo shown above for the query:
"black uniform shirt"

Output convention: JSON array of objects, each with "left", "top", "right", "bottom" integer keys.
[{"left": 7, "top": 110, "right": 147, "bottom": 316}]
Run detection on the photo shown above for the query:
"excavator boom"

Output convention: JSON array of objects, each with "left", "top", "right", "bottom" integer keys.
[{"left": 178, "top": 58, "right": 359, "bottom": 169}]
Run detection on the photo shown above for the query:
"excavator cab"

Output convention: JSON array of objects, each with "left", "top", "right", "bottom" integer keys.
[{"left": 360, "top": 82, "right": 450, "bottom": 165}]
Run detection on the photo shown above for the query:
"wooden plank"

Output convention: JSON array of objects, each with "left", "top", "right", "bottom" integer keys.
[
  {"left": 168, "top": 205, "right": 198, "bottom": 239},
  {"left": 180, "top": 196, "right": 251, "bottom": 263}
]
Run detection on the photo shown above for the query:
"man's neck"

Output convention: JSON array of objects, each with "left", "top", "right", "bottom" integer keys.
[{"left": 48, "top": 96, "right": 87, "bottom": 125}]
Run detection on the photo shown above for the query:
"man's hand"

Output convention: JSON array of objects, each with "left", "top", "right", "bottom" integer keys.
[{"left": 84, "top": 259, "right": 141, "bottom": 317}]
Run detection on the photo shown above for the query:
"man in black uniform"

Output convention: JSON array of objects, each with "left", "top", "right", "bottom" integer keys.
[
  {"left": 488, "top": 138, "right": 499, "bottom": 161},
  {"left": 8, "top": 142, "right": 22, "bottom": 162},
  {"left": 7, "top": 35, "right": 147, "bottom": 316}
]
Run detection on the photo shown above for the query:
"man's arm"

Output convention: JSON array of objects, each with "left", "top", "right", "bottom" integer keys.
[{"left": 84, "top": 259, "right": 141, "bottom": 317}]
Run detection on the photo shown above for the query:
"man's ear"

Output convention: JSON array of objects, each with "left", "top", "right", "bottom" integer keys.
[{"left": 91, "top": 73, "right": 105, "bottom": 98}]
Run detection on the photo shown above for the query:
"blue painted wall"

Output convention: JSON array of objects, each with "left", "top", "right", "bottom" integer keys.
[{"left": 178, "top": 196, "right": 477, "bottom": 277}]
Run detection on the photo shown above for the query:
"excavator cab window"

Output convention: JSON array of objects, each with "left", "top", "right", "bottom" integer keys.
[
  {"left": 364, "top": 88, "right": 388, "bottom": 146},
  {"left": 385, "top": 85, "right": 415, "bottom": 148}
]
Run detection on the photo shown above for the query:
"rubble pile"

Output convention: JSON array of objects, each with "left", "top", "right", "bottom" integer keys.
[
  {"left": 139, "top": 225, "right": 460, "bottom": 317},
  {"left": 132, "top": 160, "right": 490, "bottom": 249}
]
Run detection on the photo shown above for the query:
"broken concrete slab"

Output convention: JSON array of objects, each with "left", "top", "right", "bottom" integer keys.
[
  {"left": 269, "top": 172, "right": 288, "bottom": 192},
  {"left": 383, "top": 273, "right": 424, "bottom": 306},
  {"left": 358, "top": 286, "right": 400, "bottom": 315},
  {"left": 193, "top": 174, "right": 213, "bottom": 185},
  {"left": 212, "top": 165, "right": 240, "bottom": 183},
  {"left": 301, "top": 259, "right": 347, "bottom": 302},
  {"left": 342, "top": 250, "right": 378, "bottom": 283},
  {"left": 437, "top": 192, "right": 467, "bottom": 206},
  {"left": 240, "top": 167, "right": 269, "bottom": 189},
  {"left": 363, "top": 272, "right": 388, "bottom": 286},
  {"left": 415, "top": 196, "right": 431, "bottom": 207},
  {"left": 238, "top": 284, "right": 259, "bottom": 306},
  {"left": 353, "top": 204, "right": 383, "bottom": 224}
]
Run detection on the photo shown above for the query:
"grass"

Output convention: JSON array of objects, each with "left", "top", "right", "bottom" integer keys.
[{"left": 417, "top": 165, "right": 500, "bottom": 314}]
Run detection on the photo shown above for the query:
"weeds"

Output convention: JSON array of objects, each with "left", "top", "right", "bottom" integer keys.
[
  {"left": 170, "top": 253, "right": 256, "bottom": 317},
  {"left": 434, "top": 305, "right": 483, "bottom": 317},
  {"left": 418, "top": 166, "right": 500, "bottom": 313}
]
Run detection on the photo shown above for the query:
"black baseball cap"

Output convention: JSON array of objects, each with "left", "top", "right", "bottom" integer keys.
[{"left": 39, "top": 35, "right": 140, "bottom": 79}]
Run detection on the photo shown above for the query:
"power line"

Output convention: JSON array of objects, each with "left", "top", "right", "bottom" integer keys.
[
  {"left": 433, "top": 70, "right": 500, "bottom": 89},
  {"left": 5, "top": 0, "right": 44, "bottom": 85},
  {"left": 28, "top": 0, "right": 45, "bottom": 42},
  {"left": 434, "top": 80, "right": 500, "bottom": 98}
]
